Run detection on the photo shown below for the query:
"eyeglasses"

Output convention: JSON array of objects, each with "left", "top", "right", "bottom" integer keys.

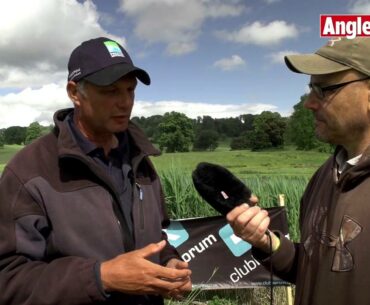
[{"left": 308, "top": 77, "right": 370, "bottom": 99}]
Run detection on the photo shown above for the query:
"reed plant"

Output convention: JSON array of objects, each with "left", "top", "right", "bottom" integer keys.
[
  {"left": 159, "top": 167, "right": 305, "bottom": 305},
  {"left": 159, "top": 167, "right": 307, "bottom": 241}
]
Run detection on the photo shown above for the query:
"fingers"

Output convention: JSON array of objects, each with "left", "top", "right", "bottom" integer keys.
[
  {"left": 239, "top": 215, "right": 270, "bottom": 246},
  {"left": 153, "top": 274, "right": 191, "bottom": 290},
  {"left": 249, "top": 194, "right": 259, "bottom": 206},
  {"left": 155, "top": 263, "right": 192, "bottom": 282},
  {"left": 162, "top": 258, "right": 192, "bottom": 299},
  {"left": 149, "top": 272, "right": 192, "bottom": 299},
  {"left": 226, "top": 204, "right": 271, "bottom": 249},
  {"left": 101, "top": 241, "right": 191, "bottom": 295},
  {"left": 136, "top": 240, "right": 167, "bottom": 259},
  {"left": 166, "top": 258, "right": 189, "bottom": 270},
  {"left": 164, "top": 278, "right": 192, "bottom": 300},
  {"left": 226, "top": 203, "right": 249, "bottom": 224}
]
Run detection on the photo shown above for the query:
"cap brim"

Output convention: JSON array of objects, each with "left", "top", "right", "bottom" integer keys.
[
  {"left": 284, "top": 54, "right": 351, "bottom": 75},
  {"left": 84, "top": 63, "right": 151, "bottom": 86}
]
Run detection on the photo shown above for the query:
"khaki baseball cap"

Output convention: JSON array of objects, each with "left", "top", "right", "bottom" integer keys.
[{"left": 284, "top": 37, "right": 370, "bottom": 76}]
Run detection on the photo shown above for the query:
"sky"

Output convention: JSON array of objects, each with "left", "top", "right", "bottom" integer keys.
[{"left": 0, "top": 0, "right": 369, "bottom": 128}]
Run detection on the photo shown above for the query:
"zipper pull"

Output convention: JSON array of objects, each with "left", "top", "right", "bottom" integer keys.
[{"left": 136, "top": 183, "right": 143, "bottom": 200}]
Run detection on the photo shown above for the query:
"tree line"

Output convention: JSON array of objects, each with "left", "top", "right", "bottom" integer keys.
[
  {"left": 0, "top": 122, "right": 53, "bottom": 148},
  {"left": 0, "top": 95, "right": 331, "bottom": 152},
  {"left": 132, "top": 94, "right": 331, "bottom": 152}
]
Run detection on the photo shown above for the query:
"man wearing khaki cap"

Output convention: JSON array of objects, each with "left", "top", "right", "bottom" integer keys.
[{"left": 227, "top": 37, "right": 370, "bottom": 305}]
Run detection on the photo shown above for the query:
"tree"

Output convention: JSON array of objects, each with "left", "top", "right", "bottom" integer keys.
[
  {"left": 230, "top": 131, "right": 253, "bottom": 150},
  {"left": 194, "top": 115, "right": 216, "bottom": 134},
  {"left": 25, "top": 122, "right": 42, "bottom": 145},
  {"left": 41, "top": 124, "right": 54, "bottom": 136},
  {"left": 239, "top": 114, "right": 255, "bottom": 133},
  {"left": 286, "top": 95, "right": 333, "bottom": 152},
  {"left": 131, "top": 115, "right": 163, "bottom": 142},
  {"left": 286, "top": 95, "right": 320, "bottom": 150},
  {"left": 250, "top": 111, "right": 286, "bottom": 151},
  {"left": 158, "top": 112, "right": 194, "bottom": 152},
  {"left": 0, "top": 129, "right": 5, "bottom": 148},
  {"left": 4, "top": 126, "right": 27, "bottom": 145},
  {"left": 216, "top": 117, "right": 243, "bottom": 137},
  {"left": 193, "top": 130, "right": 219, "bottom": 151}
]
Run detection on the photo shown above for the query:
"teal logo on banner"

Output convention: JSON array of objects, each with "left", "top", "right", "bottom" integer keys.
[
  {"left": 163, "top": 221, "right": 189, "bottom": 248},
  {"left": 218, "top": 224, "right": 251, "bottom": 257}
]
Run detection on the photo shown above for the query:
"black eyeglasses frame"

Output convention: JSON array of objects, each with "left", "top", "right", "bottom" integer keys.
[{"left": 308, "top": 76, "right": 370, "bottom": 99}]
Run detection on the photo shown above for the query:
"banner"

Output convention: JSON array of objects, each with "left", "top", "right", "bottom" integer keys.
[
  {"left": 320, "top": 15, "right": 370, "bottom": 39},
  {"left": 165, "top": 207, "right": 290, "bottom": 289}
]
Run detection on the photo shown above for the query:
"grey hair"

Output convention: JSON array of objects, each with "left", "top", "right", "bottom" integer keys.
[{"left": 76, "top": 80, "right": 87, "bottom": 97}]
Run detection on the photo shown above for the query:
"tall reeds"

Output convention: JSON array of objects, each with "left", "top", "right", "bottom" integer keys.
[
  {"left": 159, "top": 167, "right": 306, "bottom": 304},
  {"left": 159, "top": 167, "right": 307, "bottom": 241}
]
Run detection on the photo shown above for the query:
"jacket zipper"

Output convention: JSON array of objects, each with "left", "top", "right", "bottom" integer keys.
[
  {"left": 61, "top": 154, "right": 135, "bottom": 251},
  {"left": 136, "top": 182, "right": 145, "bottom": 230},
  {"left": 110, "top": 194, "right": 125, "bottom": 241}
]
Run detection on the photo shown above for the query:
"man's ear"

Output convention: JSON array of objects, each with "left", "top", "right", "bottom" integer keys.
[{"left": 66, "top": 81, "right": 81, "bottom": 107}]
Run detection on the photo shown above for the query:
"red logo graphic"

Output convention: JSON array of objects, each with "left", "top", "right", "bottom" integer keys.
[{"left": 320, "top": 15, "right": 370, "bottom": 39}]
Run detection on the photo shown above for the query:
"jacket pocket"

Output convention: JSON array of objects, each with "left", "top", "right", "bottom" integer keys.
[{"left": 133, "top": 178, "right": 162, "bottom": 250}]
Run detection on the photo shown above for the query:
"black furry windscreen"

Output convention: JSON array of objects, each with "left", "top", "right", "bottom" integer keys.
[{"left": 192, "top": 162, "right": 252, "bottom": 215}]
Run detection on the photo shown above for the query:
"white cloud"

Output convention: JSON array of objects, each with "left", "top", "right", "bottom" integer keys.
[
  {"left": 267, "top": 50, "right": 300, "bottom": 64},
  {"left": 0, "top": 0, "right": 124, "bottom": 89},
  {"left": 348, "top": 0, "right": 370, "bottom": 13},
  {"left": 0, "top": 85, "right": 277, "bottom": 128},
  {"left": 216, "top": 20, "right": 299, "bottom": 46},
  {"left": 213, "top": 55, "right": 246, "bottom": 71},
  {"left": 263, "top": 0, "right": 280, "bottom": 4},
  {"left": 133, "top": 100, "right": 277, "bottom": 119},
  {"left": 0, "top": 84, "right": 71, "bottom": 128},
  {"left": 205, "top": 3, "right": 246, "bottom": 18},
  {"left": 119, "top": 0, "right": 246, "bottom": 55}
]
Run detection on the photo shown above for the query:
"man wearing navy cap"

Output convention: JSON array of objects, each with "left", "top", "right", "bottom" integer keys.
[{"left": 0, "top": 37, "right": 191, "bottom": 305}]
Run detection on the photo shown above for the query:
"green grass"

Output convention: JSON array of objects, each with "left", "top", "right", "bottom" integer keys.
[
  {"left": 151, "top": 148, "right": 329, "bottom": 179},
  {"left": 0, "top": 144, "right": 329, "bottom": 177},
  {"left": 156, "top": 147, "right": 322, "bottom": 304},
  {"left": 160, "top": 168, "right": 301, "bottom": 305},
  {"left": 159, "top": 167, "right": 306, "bottom": 242},
  {"left": 0, "top": 145, "right": 23, "bottom": 172}
]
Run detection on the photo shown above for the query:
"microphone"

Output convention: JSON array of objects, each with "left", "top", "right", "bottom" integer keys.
[
  {"left": 192, "top": 162, "right": 275, "bottom": 305},
  {"left": 191, "top": 162, "right": 253, "bottom": 215}
]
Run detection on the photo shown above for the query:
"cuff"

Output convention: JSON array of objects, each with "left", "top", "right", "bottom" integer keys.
[
  {"left": 252, "top": 231, "right": 295, "bottom": 272},
  {"left": 94, "top": 262, "right": 111, "bottom": 299}
]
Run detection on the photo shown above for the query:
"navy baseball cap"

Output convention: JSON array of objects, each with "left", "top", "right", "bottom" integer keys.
[{"left": 67, "top": 37, "right": 150, "bottom": 86}]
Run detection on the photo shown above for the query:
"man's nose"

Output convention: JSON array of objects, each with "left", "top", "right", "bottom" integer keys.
[
  {"left": 117, "top": 91, "right": 132, "bottom": 107},
  {"left": 304, "top": 93, "right": 321, "bottom": 111}
]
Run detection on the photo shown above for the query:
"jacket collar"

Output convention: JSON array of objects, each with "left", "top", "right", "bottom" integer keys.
[
  {"left": 334, "top": 145, "right": 370, "bottom": 190},
  {"left": 53, "top": 108, "right": 161, "bottom": 158}
]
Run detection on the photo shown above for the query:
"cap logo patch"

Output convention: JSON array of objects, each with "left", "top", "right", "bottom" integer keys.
[
  {"left": 69, "top": 68, "right": 81, "bottom": 80},
  {"left": 327, "top": 37, "right": 342, "bottom": 47},
  {"left": 104, "top": 41, "right": 125, "bottom": 58}
]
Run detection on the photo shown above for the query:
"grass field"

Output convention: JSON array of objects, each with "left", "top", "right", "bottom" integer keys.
[
  {"left": 151, "top": 147, "right": 329, "bottom": 178},
  {"left": 0, "top": 144, "right": 329, "bottom": 177},
  {"left": 0, "top": 145, "right": 24, "bottom": 172}
]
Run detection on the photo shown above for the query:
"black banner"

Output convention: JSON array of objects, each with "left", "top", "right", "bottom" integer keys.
[{"left": 166, "top": 207, "right": 290, "bottom": 289}]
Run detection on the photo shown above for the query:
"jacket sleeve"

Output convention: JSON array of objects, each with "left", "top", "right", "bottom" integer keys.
[
  {"left": 0, "top": 167, "right": 106, "bottom": 305},
  {"left": 251, "top": 231, "right": 300, "bottom": 284},
  {"left": 251, "top": 162, "right": 331, "bottom": 284}
]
